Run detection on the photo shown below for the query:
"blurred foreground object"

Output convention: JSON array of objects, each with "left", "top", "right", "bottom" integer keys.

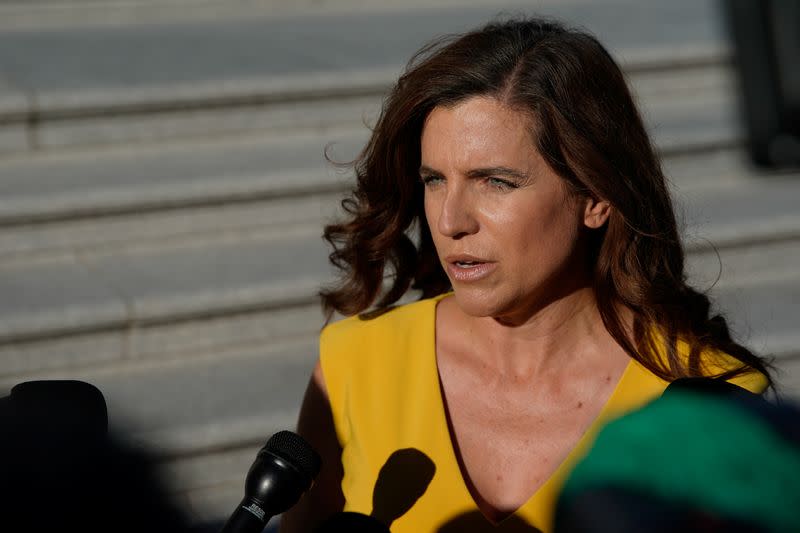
[
  {"left": 555, "top": 378, "right": 800, "bottom": 532},
  {"left": 725, "top": 0, "right": 800, "bottom": 168},
  {"left": 0, "top": 380, "right": 191, "bottom": 533}
]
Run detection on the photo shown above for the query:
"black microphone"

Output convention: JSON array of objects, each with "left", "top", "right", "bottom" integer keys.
[
  {"left": 220, "top": 430, "right": 321, "bottom": 533},
  {"left": 0, "top": 379, "right": 108, "bottom": 451}
]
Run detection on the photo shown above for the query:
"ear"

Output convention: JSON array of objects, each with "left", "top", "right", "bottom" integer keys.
[{"left": 582, "top": 197, "right": 611, "bottom": 229}]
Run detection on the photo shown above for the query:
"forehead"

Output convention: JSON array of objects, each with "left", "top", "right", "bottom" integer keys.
[{"left": 420, "top": 96, "right": 537, "bottom": 166}]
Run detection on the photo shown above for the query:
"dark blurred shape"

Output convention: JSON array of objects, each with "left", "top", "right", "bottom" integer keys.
[
  {"left": 0, "top": 380, "right": 108, "bottom": 444},
  {"left": 371, "top": 448, "right": 436, "bottom": 528},
  {"left": 725, "top": 0, "right": 800, "bottom": 168},
  {"left": 437, "top": 511, "right": 541, "bottom": 532},
  {"left": 220, "top": 430, "right": 321, "bottom": 533},
  {"left": 554, "top": 378, "right": 800, "bottom": 532},
  {"left": 315, "top": 448, "right": 435, "bottom": 532},
  {"left": 667, "top": 377, "right": 800, "bottom": 445},
  {"left": 315, "top": 512, "right": 391, "bottom": 533},
  {"left": 0, "top": 380, "right": 192, "bottom": 533},
  {"left": 557, "top": 486, "right": 765, "bottom": 533}
]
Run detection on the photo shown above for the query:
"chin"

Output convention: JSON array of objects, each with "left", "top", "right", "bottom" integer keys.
[
  {"left": 450, "top": 285, "right": 510, "bottom": 318},
  {"left": 450, "top": 282, "right": 558, "bottom": 325}
]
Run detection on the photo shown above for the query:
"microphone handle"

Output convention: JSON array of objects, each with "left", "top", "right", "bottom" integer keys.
[{"left": 219, "top": 497, "right": 274, "bottom": 533}]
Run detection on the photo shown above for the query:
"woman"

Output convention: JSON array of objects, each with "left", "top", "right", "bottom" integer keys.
[{"left": 280, "top": 17, "right": 772, "bottom": 533}]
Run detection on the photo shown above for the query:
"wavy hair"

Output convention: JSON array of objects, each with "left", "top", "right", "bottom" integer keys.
[{"left": 320, "top": 17, "right": 772, "bottom": 384}]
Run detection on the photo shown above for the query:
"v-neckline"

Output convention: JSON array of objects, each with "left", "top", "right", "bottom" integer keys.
[{"left": 427, "top": 293, "right": 634, "bottom": 525}]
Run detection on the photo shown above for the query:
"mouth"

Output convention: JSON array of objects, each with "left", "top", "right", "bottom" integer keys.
[
  {"left": 453, "top": 260, "right": 484, "bottom": 268},
  {"left": 446, "top": 254, "right": 491, "bottom": 267},
  {"left": 444, "top": 255, "right": 496, "bottom": 282}
]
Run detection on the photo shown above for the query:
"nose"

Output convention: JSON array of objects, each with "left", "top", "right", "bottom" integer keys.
[{"left": 436, "top": 182, "right": 479, "bottom": 239}]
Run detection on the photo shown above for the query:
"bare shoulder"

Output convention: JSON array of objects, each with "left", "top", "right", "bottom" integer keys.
[{"left": 279, "top": 360, "right": 344, "bottom": 533}]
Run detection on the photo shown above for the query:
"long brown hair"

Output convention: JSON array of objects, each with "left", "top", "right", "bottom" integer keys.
[{"left": 320, "top": 17, "right": 772, "bottom": 384}]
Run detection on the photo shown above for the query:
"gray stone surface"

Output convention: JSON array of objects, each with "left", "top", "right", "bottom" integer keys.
[
  {"left": 0, "top": 227, "right": 332, "bottom": 350},
  {"left": 713, "top": 278, "right": 800, "bottom": 360},
  {"left": 0, "top": 0, "right": 717, "bottom": 32},
  {"left": 634, "top": 64, "right": 740, "bottom": 153},
  {"left": 0, "top": 297, "right": 324, "bottom": 380},
  {"left": 3, "top": 142, "right": 785, "bottom": 265},
  {"left": 0, "top": 193, "right": 342, "bottom": 263},
  {"left": 0, "top": 257, "right": 127, "bottom": 340},
  {"left": 0, "top": 0, "right": 723, "bottom": 106},
  {"left": 18, "top": 60, "right": 737, "bottom": 154},
  {"left": 34, "top": 92, "right": 380, "bottom": 151},
  {"left": 0, "top": 154, "right": 796, "bottom": 343},
  {"left": 0, "top": 234, "right": 795, "bottom": 379},
  {"left": 110, "top": 342, "right": 315, "bottom": 457},
  {"left": 0, "top": 72, "right": 28, "bottom": 153},
  {"left": 0, "top": 329, "right": 124, "bottom": 377},
  {"left": 0, "top": 2, "right": 736, "bottom": 153},
  {"left": 81, "top": 232, "right": 332, "bottom": 323},
  {"left": 131, "top": 302, "right": 324, "bottom": 360},
  {"left": 21, "top": 58, "right": 733, "bottom": 153},
  {"left": 0, "top": 128, "right": 363, "bottom": 222},
  {"left": 664, "top": 147, "right": 763, "bottom": 192},
  {"left": 0, "top": 124, "right": 26, "bottom": 154},
  {"left": 0, "top": 65, "right": 737, "bottom": 222},
  {"left": 775, "top": 355, "right": 800, "bottom": 400},
  {"left": 687, "top": 240, "right": 800, "bottom": 292},
  {"left": 646, "top": 90, "right": 738, "bottom": 153},
  {"left": 0, "top": 75, "right": 28, "bottom": 116},
  {"left": 0, "top": 339, "right": 317, "bottom": 456},
  {"left": 164, "top": 444, "right": 260, "bottom": 525},
  {"left": 677, "top": 174, "right": 800, "bottom": 248}
]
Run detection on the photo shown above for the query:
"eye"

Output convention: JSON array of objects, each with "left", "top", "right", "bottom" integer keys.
[
  {"left": 420, "top": 174, "right": 444, "bottom": 187},
  {"left": 487, "top": 176, "right": 517, "bottom": 190}
]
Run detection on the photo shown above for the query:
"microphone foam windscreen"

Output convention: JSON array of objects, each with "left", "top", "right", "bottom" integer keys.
[{"left": 265, "top": 430, "right": 322, "bottom": 482}]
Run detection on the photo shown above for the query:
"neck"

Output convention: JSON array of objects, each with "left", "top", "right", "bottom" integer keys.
[{"left": 453, "top": 287, "right": 613, "bottom": 379}]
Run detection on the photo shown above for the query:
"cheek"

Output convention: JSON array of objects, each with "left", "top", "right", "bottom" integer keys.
[
  {"left": 423, "top": 194, "right": 437, "bottom": 235},
  {"left": 423, "top": 194, "right": 446, "bottom": 250},
  {"left": 489, "top": 199, "right": 581, "bottom": 262}
]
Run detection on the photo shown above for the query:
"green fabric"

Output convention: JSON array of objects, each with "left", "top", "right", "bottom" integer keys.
[{"left": 561, "top": 391, "right": 800, "bottom": 531}]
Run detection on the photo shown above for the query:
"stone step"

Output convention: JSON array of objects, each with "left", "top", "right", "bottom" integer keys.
[
  {"left": 1, "top": 148, "right": 795, "bottom": 263},
  {"left": 0, "top": 57, "right": 738, "bottom": 156},
  {"left": 0, "top": 0, "right": 729, "bottom": 153},
  {"left": 0, "top": 190, "right": 343, "bottom": 267},
  {"left": 0, "top": 143, "right": 797, "bottom": 346},
  {"left": 0, "top": 128, "right": 364, "bottom": 225},
  {"left": 678, "top": 170, "right": 800, "bottom": 250},
  {"left": 0, "top": 73, "right": 756, "bottom": 266},
  {"left": 0, "top": 0, "right": 729, "bottom": 33},
  {"left": 0, "top": 60, "right": 736, "bottom": 222},
  {"left": 0, "top": 206, "right": 797, "bottom": 372},
  {"left": 0, "top": 231, "right": 330, "bottom": 374}
]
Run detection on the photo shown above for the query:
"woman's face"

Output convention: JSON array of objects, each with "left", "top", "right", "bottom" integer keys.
[{"left": 421, "top": 96, "right": 605, "bottom": 322}]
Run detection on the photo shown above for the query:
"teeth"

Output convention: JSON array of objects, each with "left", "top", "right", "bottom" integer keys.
[{"left": 456, "top": 261, "right": 478, "bottom": 267}]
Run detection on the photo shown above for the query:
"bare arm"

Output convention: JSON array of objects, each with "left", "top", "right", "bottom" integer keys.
[{"left": 279, "top": 360, "right": 345, "bottom": 532}]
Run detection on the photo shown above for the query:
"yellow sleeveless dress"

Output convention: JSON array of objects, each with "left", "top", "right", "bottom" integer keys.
[{"left": 319, "top": 294, "right": 766, "bottom": 532}]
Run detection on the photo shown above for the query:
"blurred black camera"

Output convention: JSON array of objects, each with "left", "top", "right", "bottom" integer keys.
[
  {"left": 725, "top": 0, "right": 800, "bottom": 168},
  {"left": 0, "top": 380, "right": 191, "bottom": 533}
]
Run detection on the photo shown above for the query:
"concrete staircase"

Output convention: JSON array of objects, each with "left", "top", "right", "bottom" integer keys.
[{"left": 1, "top": 0, "right": 798, "bottom": 527}]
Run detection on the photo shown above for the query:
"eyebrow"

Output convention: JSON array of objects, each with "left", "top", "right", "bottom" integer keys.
[{"left": 419, "top": 164, "right": 530, "bottom": 181}]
